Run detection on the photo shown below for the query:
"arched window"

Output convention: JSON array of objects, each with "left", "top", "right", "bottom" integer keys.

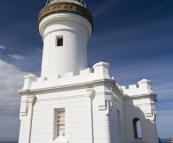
[{"left": 133, "top": 118, "right": 142, "bottom": 139}]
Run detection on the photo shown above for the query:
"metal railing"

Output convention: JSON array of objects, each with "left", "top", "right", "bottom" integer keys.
[{"left": 46, "top": 0, "right": 86, "bottom": 7}]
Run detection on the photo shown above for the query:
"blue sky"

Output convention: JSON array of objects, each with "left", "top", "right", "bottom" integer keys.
[{"left": 0, "top": 0, "right": 172, "bottom": 141}]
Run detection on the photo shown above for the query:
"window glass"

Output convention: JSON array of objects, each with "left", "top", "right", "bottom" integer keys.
[
  {"left": 137, "top": 120, "right": 142, "bottom": 138},
  {"left": 57, "top": 37, "right": 63, "bottom": 46}
]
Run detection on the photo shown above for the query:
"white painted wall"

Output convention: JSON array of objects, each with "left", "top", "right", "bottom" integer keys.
[
  {"left": 31, "top": 91, "right": 91, "bottom": 143},
  {"left": 39, "top": 13, "right": 92, "bottom": 78},
  {"left": 122, "top": 80, "right": 158, "bottom": 143},
  {"left": 18, "top": 62, "right": 159, "bottom": 143}
]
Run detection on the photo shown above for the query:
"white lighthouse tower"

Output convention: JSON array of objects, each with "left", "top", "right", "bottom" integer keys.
[
  {"left": 18, "top": 1, "right": 159, "bottom": 143},
  {"left": 39, "top": 0, "right": 93, "bottom": 78}
]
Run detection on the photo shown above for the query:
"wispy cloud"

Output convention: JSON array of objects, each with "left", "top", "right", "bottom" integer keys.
[
  {"left": 0, "top": 59, "right": 29, "bottom": 141},
  {"left": 108, "top": 55, "right": 173, "bottom": 102},
  {"left": 0, "top": 45, "right": 5, "bottom": 50},
  {"left": 92, "top": 0, "right": 121, "bottom": 17},
  {"left": 156, "top": 101, "right": 173, "bottom": 112},
  {"left": 8, "top": 54, "right": 25, "bottom": 60},
  {"left": 90, "top": 17, "right": 173, "bottom": 46},
  {"left": 157, "top": 110, "right": 173, "bottom": 138},
  {"left": 139, "top": 0, "right": 172, "bottom": 20}
]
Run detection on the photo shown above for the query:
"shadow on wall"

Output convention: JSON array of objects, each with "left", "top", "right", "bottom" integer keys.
[{"left": 107, "top": 97, "right": 158, "bottom": 143}]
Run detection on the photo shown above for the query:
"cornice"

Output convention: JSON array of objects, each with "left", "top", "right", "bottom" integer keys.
[
  {"left": 124, "top": 93, "right": 157, "bottom": 100},
  {"left": 38, "top": 2, "right": 93, "bottom": 31},
  {"left": 18, "top": 78, "right": 124, "bottom": 97}
]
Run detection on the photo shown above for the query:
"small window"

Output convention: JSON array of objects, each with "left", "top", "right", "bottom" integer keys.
[
  {"left": 55, "top": 109, "right": 65, "bottom": 137},
  {"left": 57, "top": 37, "right": 63, "bottom": 46}
]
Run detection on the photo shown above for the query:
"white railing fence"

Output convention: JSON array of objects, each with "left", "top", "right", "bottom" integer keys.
[{"left": 46, "top": 0, "right": 86, "bottom": 7}]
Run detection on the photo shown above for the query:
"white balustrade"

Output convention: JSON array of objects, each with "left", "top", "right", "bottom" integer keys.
[{"left": 46, "top": 0, "right": 86, "bottom": 7}]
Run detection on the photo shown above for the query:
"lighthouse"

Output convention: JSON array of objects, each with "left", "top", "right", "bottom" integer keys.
[
  {"left": 38, "top": 0, "right": 93, "bottom": 78},
  {"left": 18, "top": 0, "right": 159, "bottom": 143}
]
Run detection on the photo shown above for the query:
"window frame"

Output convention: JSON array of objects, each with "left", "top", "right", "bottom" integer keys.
[{"left": 54, "top": 109, "right": 65, "bottom": 138}]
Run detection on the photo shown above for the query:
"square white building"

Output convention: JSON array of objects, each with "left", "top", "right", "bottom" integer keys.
[{"left": 18, "top": 0, "right": 159, "bottom": 143}]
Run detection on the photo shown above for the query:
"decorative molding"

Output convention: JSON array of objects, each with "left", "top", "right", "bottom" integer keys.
[
  {"left": 96, "top": 92, "right": 113, "bottom": 115},
  {"left": 38, "top": 2, "right": 93, "bottom": 31},
  {"left": 20, "top": 100, "right": 28, "bottom": 116},
  {"left": 124, "top": 93, "right": 157, "bottom": 99},
  {"left": 19, "top": 78, "right": 116, "bottom": 95},
  {"left": 27, "top": 95, "right": 36, "bottom": 104},
  {"left": 145, "top": 109, "right": 157, "bottom": 121},
  {"left": 20, "top": 95, "right": 35, "bottom": 117},
  {"left": 86, "top": 89, "right": 94, "bottom": 99}
]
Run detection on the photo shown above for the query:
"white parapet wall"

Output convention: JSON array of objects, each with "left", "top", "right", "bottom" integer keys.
[
  {"left": 21, "top": 62, "right": 113, "bottom": 91},
  {"left": 121, "top": 79, "right": 153, "bottom": 96}
]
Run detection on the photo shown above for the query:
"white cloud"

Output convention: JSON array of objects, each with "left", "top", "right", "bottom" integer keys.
[
  {"left": 0, "top": 45, "right": 5, "bottom": 50},
  {"left": 0, "top": 59, "right": 29, "bottom": 141},
  {"left": 8, "top": 54, "right": 25, "bottom": 60}
]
